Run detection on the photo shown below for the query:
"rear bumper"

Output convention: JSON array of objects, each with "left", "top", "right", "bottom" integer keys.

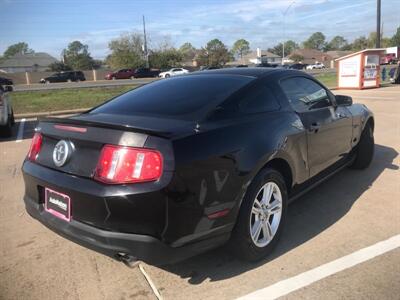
[{"left": 24, "top": 195, "right": 229, "bottom": 265}]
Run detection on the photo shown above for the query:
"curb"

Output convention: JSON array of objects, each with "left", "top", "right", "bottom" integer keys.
[{"left": 15, "top": 108, "right": 90, "bottom": 119}]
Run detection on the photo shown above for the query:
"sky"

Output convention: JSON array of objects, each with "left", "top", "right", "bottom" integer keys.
[{"left": 0, "top": 0, "right": 399, "bottom": 59}]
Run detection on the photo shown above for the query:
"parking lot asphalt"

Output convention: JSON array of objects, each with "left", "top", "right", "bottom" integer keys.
[{"left": 0, "top": 85, "right": 399, "bottom": 299}]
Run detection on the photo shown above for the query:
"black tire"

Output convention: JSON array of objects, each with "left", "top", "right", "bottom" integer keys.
[
  {"left": 10, "top": 110, "right": 15, "bottom": 125},
  {"left": 0, "top": 117, "right": 12, "bottom": 137},
  {"left": 165, "top": 74, "right": 170, "bottom": 78},
  {"left": 350, "top": 124, "right": 374, "bottom": 169},
  {"left": 230, "top": 168, "right": 288, "bottom": 262}
]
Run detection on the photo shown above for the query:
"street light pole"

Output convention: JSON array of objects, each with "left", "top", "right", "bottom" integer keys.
[
  {"left": 376, "top": 0, "right": 381, "bottom": 48},
  {"left": 282, "top": 1, "right": 295, "bottom": 65},
  {"left": 143, "top": 15, "right": 149, "bottom": 68}
]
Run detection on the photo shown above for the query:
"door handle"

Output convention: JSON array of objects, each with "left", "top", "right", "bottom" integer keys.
[{"left": 309, "top": 122, "right": 321, "bottom": 133}]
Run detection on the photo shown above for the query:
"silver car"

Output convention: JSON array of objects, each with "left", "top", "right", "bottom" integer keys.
[{"left": 0, "top": 85, "right": 14, "bottom": 137}]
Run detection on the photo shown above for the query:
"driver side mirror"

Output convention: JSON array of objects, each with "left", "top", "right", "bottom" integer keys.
[{"left": 335, "top": 95, "right": 352, "bottom": 106}]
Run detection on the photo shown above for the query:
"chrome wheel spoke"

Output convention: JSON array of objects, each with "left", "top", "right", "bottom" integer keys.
[
  {"left": 262, "top": 221, "right": 272, "bottom": 240},
  {"left": 268, "top": 199, "right": 281, "bottom": 214},
  {"left": 252, "top": 206, "right": 262, "bottom": 215},
  {"left": 251, "top": 220, "right": 262, "bottom": 241},
  {"left": 261, "top": 184, "right": 273, "bottom": 205}
]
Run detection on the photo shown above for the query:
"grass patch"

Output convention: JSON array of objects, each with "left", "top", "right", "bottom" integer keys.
[
  {"left": 313, "top": 72, "right": 337, "bottom": 88},
  {"left": 12, "top": 85, "right": 137, "bottom": 114}
]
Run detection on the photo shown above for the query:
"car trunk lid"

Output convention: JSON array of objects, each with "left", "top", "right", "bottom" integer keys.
[{"left": 34, "top": 113, "right": 184, "bottom": 178}]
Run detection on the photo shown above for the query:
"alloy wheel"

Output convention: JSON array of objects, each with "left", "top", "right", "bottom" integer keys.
[{"left": 250, "top": 181, "right": 282, "bottom": 247}]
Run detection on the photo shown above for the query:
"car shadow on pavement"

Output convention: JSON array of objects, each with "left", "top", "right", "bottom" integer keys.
[{"left": 159, "top": 144, "right": 398, "bottom": 284}]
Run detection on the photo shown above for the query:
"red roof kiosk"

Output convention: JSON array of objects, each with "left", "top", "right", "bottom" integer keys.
[{"left": 336, "top": 48, "right": 385, "bottom": 89}]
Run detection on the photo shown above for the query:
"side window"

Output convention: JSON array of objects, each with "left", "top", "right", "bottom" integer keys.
[
  {"left": 238, "top": 84, "right": 280, "bottom": 114},
  {"left": 280, "top": 77, "right": 331, "bottom": 112}
]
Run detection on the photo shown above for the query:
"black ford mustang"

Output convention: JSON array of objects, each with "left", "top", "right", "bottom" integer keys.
[{"left": 22, "top": 68, "right": 374, "bottom": 266}]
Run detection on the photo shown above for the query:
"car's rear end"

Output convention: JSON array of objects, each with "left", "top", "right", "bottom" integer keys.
[
  {"left": 22, "top": 73, "right": 257, "bottom": 264},
  {"left": 22, "top": 116, "right": 179, "bottom": 264}
]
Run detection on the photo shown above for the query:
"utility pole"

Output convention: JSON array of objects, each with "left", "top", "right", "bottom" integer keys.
[
  {"left": 143, "top": 15, "right": 149, "bottom": 68},
  {"left": 282, "top": 1, "right": 295, "bottom": 65},
  {"left": 376, "top": 0, "right": 381, "bottom": 48}
]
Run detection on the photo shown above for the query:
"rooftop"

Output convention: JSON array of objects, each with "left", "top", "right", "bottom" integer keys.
[
  {"left": 190, "top": 67, "right": 287, "bottom": 78},
  {"left": 0, "top": 52, "right": 58, "bottom": 68}
]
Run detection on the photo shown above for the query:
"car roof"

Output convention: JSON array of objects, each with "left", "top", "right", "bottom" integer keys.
[
  {"left": 190, "top": 67, "right": 284, "bottom": 78},
  {"left": 190, "top": 67, "right": 305, "bottom": 79}
]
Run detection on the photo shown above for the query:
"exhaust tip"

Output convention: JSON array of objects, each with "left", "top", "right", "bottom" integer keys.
[{"left": 116, "top": 252, "right": 140, "bottom": 268}]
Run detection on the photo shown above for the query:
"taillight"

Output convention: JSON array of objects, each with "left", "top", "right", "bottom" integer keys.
[
  {"left": 94, "top": 145, "right": 163, "bottom": 184},
  {"left": 27, "top": 133, "right": 43, "bottom": 161}
]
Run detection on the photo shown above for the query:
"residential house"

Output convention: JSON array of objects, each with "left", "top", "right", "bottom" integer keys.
[
  {"left": 288, "top": 49, "right": 333, "bottom": 67},
  {"left": 0, "top": 52, "right": 58, "bottom": 73},
  {"left": 234, "top": 49, "right": 282, "bottom": 65},
  {"left": 326, "top": 51, "right": 353, "bottom": 67}
]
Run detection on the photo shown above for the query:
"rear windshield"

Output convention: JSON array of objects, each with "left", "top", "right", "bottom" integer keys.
[{"left": 90, "top": 75, "right": 253, "bottom": 120}]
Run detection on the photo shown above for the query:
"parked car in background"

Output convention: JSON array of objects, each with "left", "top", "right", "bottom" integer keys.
[
  {"left": 381, "top": 53, "right": 398, "bottom": 65},
  {"left": 0, "top": 84, "right": 14, "bottom": 137},
  {"left": 159, "top": 68, "right": 189, "bottom": 78},
  {"left": 288, "top": 63, "right": 306, "bottom": 70},
  {"left": 306, "top": 62, "right": 325, "bottom": 70},
  {"left": 0, "top": 76, "right": 13, "bottom": 86},
  {"left": 105, "top": 69, "right": 135, "bottom": 80},
  {"left": 22, "top": 68, "right": 374, "bottom": 266},
  {"left": 200, "top": 66, "right": 221, "bottom": 70},
  {"left": 132, "top": 68, "right": 160, "bottom": 78},
  {"left": 40, "top": 71, "right": 86, "bottom": 83}
]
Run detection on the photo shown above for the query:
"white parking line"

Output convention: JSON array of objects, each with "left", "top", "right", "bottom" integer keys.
[
  {"left": 352, "top": 96, "right": 396, "bottom": 100},
  {"left": 238, "top": 234, "right": 400, "bottom": 300},
  {"left": 16, "top": 118, "right": 26, "bottom": 143}
]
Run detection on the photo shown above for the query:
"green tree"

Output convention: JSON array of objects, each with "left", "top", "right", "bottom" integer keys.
[
  {"left": 3, "top": 42, "right": 34, "bottom": 58},
  {"left": 268, "top": 40, "right": 298, "bottom": 57},
  {"left": 289, "top": 54, "right": 304, "bottom": 62},
  {"left": 197, "top": 39, "right": 231, "bottom": 67},
  {"left": 149, "top": 48, "right": 183, "bottom": 69},
  {"left": 106, "top": 33, "right": 145, "bottom": 69},
  {"left": 351, "top": 36, "right": 368, "bottom": 51},
  {"left": 381, "top": 37, "right": 392, "bottom": 48},
  {"left": 63, "top": 41, "right": 95, "bottom": 70},
  {"left": 232, "top": 39, "right": 250, "bottom": 62},
  {"left": 325, "top": 36, "right": 348, "bottom": 51},
  {"left": 179, "top": 42, "right": 196, "bottom": 61},
  {"left": 390, "top": 26, "right": 400, "bottom": 46},
  {"left": 303, "top": 32, "right": 326, "bottom": 50}
]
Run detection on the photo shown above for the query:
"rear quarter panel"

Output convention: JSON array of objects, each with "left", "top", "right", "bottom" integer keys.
[{"left": 164, "top": 111, "right": 308, "bottom": 246}]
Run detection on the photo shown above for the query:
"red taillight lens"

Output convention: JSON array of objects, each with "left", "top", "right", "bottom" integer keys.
[
  {"left": 27, "top": 133, "right": 43, "bottom": 161},
  {"left": 94, "top": 145, "right": 163, "bottom": 184}
]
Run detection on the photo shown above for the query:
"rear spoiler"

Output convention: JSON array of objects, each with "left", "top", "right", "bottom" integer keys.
[{"left": 39, "top": 116, "right": 170, "bottom": 138}]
